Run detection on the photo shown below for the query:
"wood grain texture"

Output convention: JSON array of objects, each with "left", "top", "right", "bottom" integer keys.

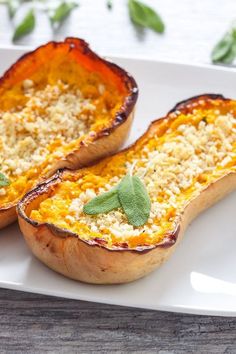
[
  {"left": 0, "top": 289, "right": 235, "bottom": 353},
  {"left": 0, "top": 0, "right": 236, "bottom": 352}
]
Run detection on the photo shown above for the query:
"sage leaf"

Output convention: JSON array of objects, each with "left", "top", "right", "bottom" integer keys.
[
  {"left": 211, "top": 33, "right": 234, "bottom": 63},
  {"left": 118, "top": 175, "right": 151, "bottom": 227},
  {"left": 83, "top": 187, "right": 121, "bottom": 215},
  {"left": 211, "top": 26, "right": 236, "bottom": 64},
  {"left": 0, "top": 173, "right": 10, "bottom": 188},
  {"left": 106, "top": 0, "right": 112, "bottom": 10},
  {"left": 13, "top": 9, "right": 35, "bottom": 41},
  {"left": 50, "top": 1, "right": 78, "bottom": 25},
  {"left": 128, "top": 0, "right": 165, "bottom": 33},
  {"left": 220, "top": 41, "right": 236, "bottom": 64}
]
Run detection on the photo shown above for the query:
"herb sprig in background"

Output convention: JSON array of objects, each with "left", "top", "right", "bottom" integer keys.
[
  {"left": 211, "top": 23, "right": 236, "bottom": 64},
  {"left": 0, "top": 0, "right": 165, "bottom": 42}
]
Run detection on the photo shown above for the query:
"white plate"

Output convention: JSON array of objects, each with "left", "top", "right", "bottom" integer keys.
[{"left": 0, "top": 47, "right": 236, "bottom": 316}]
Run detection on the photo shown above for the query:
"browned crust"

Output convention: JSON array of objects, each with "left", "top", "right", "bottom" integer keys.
[
  {"left": 0, "top": 38, "right": 138, "bottom": 228},
  {"left": 18, "top": 93, "right": 236, "bottom": 260},
  {"left": 168, "top": 93, "right": 227, "bottom": 114},
  {"left": 0, "top": 38, "right": 138, "bottom": 138}
]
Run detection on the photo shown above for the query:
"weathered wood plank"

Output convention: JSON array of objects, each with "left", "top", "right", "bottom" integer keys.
[{"left": 0, "top": 289, "right": 235, "bottom": 353}]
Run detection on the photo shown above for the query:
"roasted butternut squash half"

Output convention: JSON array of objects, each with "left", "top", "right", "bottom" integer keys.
[
  {"left": 18, "top": 94, "right": 236, "bottom": 284},
  {"left": 0, "top": 38, "right": 138, "bottom": 228}
]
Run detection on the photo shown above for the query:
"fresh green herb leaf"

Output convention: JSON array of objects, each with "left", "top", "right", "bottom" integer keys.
[
  {"left": 118, "top": 174, "right": 151, "bottom": 227},
  {"left": 83, "top": 187, "right": 121, "bottom": 215},
  {"left": 211, "top": 33, "right": 234, "bottom": 62},
  {"left": 220, "top": 41, "right": 236, "bottom": 64},
  {"left": 13, "top": 9, "right": 35, "bottom": 41},
  {"left": 7, "top": 0, "right": 20, "bottom": 18},
  {"left": 106, "top": 0, "right": 112, "bottom": 10},
  {"left": 83, "top": 172, "right": 151, "bottom": 227},
  {"left": 0, "top": 173, "right": 10, "bottom": 188},
  {"left": 50, "top": 1, "right": 78, "bottom": 25},
  {"left": 211, "top": 27, "right": 236, "bottom": 64},
  {"left": 128, "top": 0, "right": 165, "bottom": 33}
]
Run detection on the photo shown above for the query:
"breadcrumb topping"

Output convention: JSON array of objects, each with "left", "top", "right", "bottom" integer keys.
[
  {"left": 0, "top": 80, "right": 95, "bottom": 177},
  {"left": 31, "top": 107, "right": 236, "bottom": 248}
]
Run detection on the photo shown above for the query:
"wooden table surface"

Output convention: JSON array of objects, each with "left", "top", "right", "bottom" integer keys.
[{"left": 0, "top": 0, "right": 236, "bottom": 352}]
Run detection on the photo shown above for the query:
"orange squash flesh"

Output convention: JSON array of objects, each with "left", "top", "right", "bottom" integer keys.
[
  {"left": 18, "top": 94, "right": 236, "bottom": 284},
  {"left": 0, "top": 38, "right": 138, "bottom": 228}
]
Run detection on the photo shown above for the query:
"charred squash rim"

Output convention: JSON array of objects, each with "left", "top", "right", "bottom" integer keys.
[
  {"left": 17, "top": 93, "right": 232, "bottom": 254},
  {"left": 0, "top": 37, "right": 138, "bottom": 142}
]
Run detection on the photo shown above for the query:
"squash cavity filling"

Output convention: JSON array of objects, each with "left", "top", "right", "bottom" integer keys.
[{"left": 30, "top": 100, "right": 236, "bottom": 249}]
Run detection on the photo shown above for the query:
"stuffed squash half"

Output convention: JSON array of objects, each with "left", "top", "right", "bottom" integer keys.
[
  {"left": 18, "top": 94, "right": 236, "bottom": 284},
  {"left": 0, "top": 38, "right": 138, "bottom": 228}
]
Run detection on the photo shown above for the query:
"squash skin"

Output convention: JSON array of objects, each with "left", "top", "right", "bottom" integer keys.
[
  {"left": 17, "top": 94, "right": 236, "bottom": 284},
  {"left": 0, "top": 38, "right": 138, "bottom": 229}
]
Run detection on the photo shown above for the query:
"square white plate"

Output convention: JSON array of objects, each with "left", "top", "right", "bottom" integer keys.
[{"left": 0, "top": 47, "right": 236, "bottom": 316}]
